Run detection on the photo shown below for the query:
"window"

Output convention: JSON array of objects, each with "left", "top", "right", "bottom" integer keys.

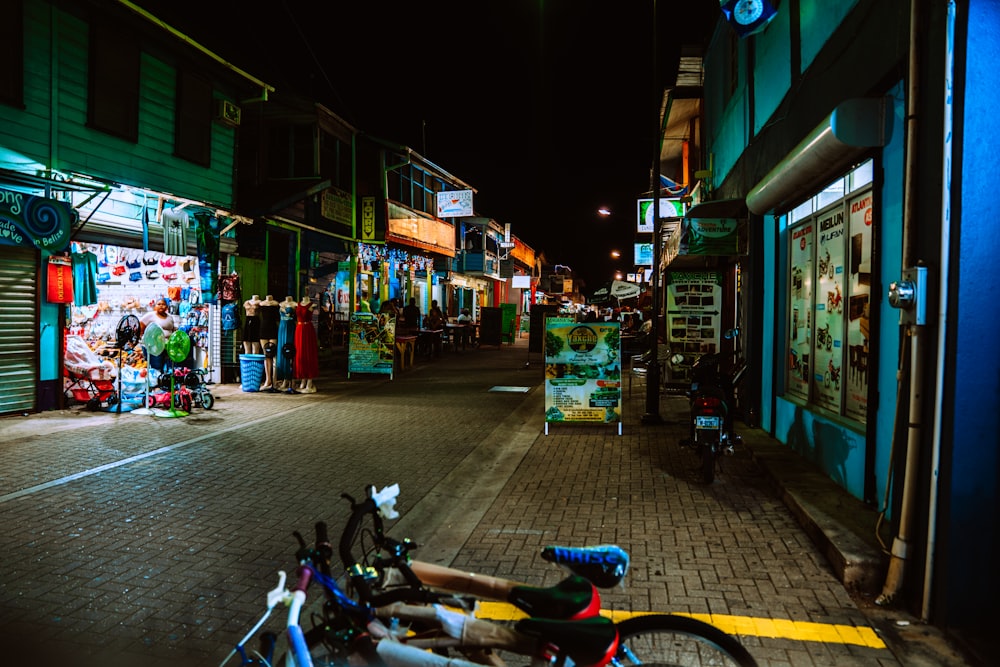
[
  {"left": 88, "top": 20, "right": 139, "bottom": 141},
  {"left": 0, "top": 0, "right": 23, "bottom": 107},
  {"left": 785, "top": 160, "right": 873, "bottom": 424},
  {"left": 268, "top": 123, "right": 317, "bottom": 179},
  {"left": 175, "top": 71, "right": 212, "bottom": 166}
]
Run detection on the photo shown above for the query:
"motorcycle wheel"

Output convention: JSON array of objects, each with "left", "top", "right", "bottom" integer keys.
[
  {"left": 200, "top": 391, "right": 215, "bottom": 410},
  {"left": 701, "top": 444, "right": 716, "bottom": 484}
]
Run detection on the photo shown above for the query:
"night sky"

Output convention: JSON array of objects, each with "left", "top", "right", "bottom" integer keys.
[{"left": 135, "top": 1, "right": 720, "bottom": 294}]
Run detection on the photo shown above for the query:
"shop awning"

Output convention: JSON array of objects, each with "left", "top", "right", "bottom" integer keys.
[{"left": 746, "top": 97, "right": 891, "bottom": 215}]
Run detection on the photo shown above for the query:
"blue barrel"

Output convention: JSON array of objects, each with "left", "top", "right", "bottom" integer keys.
[{"left": 239, "top": 354, "right": 265, "bottom": 392}]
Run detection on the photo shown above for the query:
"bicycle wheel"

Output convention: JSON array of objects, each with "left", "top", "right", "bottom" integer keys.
[{"left": 614, "top": 614, "right": 758, "bottom": 667}]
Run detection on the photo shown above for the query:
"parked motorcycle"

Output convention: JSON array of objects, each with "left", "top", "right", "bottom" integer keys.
[{"left": 677, "top": 330, "right": 748, "bottom": 483}]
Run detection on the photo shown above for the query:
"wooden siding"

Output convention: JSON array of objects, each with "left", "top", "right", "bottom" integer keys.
[{"left": 3, "top": 0, "right": 240, "bottom": 209}]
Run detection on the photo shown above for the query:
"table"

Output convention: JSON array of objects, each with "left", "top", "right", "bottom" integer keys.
[
  {"left": 417, "top": 329, "right": 443, "bottom": 357},
  {"left": 395, "top": 336, "right": 417, "bottom": 370},
  {"left": 445, "top": 323, "right": 470, "bottom": 350}
]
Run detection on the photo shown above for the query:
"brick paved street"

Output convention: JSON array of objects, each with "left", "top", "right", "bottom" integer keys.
[{"left": 0, "top": 338, "right": 976, "bottom": 666}]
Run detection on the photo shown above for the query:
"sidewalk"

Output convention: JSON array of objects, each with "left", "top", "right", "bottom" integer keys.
[{"left": 0, "top": 333, "right": 979, "bottom": 666}]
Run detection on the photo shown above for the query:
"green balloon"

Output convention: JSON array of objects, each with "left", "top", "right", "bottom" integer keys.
[
  {"left": 143, "top": 323, "right": 166, "bottom": 356},
  {"left": 166, "top": 329, "right": 191, "bottom": 362}
]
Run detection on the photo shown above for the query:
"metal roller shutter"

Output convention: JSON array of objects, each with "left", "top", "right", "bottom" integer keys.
[{"left": 0, "top": 247, "right": 39, "bottom": 415}]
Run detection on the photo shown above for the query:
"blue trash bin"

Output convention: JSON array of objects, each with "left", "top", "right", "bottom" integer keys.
[{"left": 239, "top": 353, "right": 265, "bottom": 392}]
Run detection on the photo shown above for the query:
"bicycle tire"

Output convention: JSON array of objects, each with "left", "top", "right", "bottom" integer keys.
[{"left": 614, "top": 614, "right": 758, "bottom": 667}]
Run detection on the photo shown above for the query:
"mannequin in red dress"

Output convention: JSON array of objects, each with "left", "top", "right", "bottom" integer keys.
[{"left": 294, "top": 297, "right": 319, "bottom": 393}]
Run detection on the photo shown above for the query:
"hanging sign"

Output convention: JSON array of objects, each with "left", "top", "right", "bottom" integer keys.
[
  {"left": 46, "top": 255, "right": 74, "bottom": 303},
  {"left": 0, "top": 188, "right": 77, "bottom": 251}
]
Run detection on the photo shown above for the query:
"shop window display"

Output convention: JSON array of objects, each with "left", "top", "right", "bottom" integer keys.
[
  {"left": 65, "top": 242, "right": 212, "bottom": 408},
  {"left": 784, "top": 168, "right": 872, "bottom": 424}
]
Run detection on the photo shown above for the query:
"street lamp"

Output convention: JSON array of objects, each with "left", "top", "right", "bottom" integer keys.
[{"left": 610, "top": 249, "right": 621, "bottom": 259}]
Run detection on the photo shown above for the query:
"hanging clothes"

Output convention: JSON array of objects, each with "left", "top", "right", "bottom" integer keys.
[
  {"left": 275, "top": 301, "right": 297, "bottom": 381},
  {"left": 161, "top": 207, "right": 189, "bottom": 256},
  {"left": 294, "top": 302, "right": 319, "bottom": 380},
  {"left": 71, "top": 249, "right": 99, "bottom": 306}
]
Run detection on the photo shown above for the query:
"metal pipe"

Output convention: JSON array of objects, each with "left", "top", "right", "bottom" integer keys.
[
  {"left": 877, "top": 0, "right": 924, "bottom": 607},
  {"left": 642, "top": 0, "right": 662, "bottom": 423},
  {"left": 921, "top": 0, "right": 956, "bottom": 622}
]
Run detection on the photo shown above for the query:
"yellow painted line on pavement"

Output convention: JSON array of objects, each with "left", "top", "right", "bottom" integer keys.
[{"left": 474, "top": 602, "right": 886, "bottom": 649}]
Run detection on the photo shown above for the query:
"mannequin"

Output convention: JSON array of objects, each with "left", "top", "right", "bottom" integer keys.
[
  {"left": 276, "top": 296, "right": 298, "bottom": 391},
  {"left": 294, "top": 296, "right": 319, "bottom": 393},
  {"left": 258, "top": 295, "right": 280, "bottom": 390},
  {"left": 242, "top": 295, "right": 262, "bottom": 353}
]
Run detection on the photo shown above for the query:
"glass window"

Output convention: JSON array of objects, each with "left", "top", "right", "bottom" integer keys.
[{"left": 784, "top": 161, "right": 872, "bottom": 425}]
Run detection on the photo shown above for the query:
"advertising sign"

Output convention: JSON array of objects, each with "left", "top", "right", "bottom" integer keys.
[
  {"left": 0, "top": 188, "right": 77, "bottom": 251},
  {"left": 436, "top": 189, "right": 474, "bottom": 217},
  {"left": 348, "top": 312, "right": 395, "bottom": 378},
  {"left": 844, "top": 193, "right": 873, "bottom": 422},
  {"left": 787, "top": 223, "right": 814, "bottom": 400},
  {"left": 544, "top": 320, "right": 622, "bottom": 429},
  {"left": 664, "top": 271, "right": 724, "bottom": 382},
  {"left": 813, "top": 209, "right": 846, "bottom": 413},
  {"left": 636, "top": 198, "right": 684, "bottom": 233}
]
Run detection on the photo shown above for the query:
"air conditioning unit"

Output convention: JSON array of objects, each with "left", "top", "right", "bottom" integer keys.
[{"left": 217, "top": 99, "right": 241, "bottom": 127}]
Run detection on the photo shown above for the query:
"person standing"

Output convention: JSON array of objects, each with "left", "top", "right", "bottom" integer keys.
[
  {"left": 402, "top": 297, "right": 421, "bottom": 334},
  {"left": 294, "top": 297, "right": 319, "bottom": 393},
  {"left": 139, "top": 297, "right": 177, "bottom": 371}
]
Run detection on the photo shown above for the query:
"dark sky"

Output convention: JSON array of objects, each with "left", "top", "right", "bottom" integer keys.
[{"left": 135, "top": 1, "right": 720, "bottom": 294}]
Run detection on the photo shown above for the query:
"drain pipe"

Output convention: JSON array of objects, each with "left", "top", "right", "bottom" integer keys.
[
  {"left": 876, "top": 0, "right": 926, "bottom": 607},
  {"left": 920, "top": 0, "right": 956, "bottom": 622}
]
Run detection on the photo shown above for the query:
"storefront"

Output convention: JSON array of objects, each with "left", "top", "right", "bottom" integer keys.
[
  {"left": 65, "top": 242, "right": 212, "bottom": 410},
  {"left": 0, "top": 189, "right": 78, "bottom": 415}
]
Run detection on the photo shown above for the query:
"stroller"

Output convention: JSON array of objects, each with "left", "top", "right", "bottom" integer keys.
[{"left": 64, "top": 335, "right": 119, "bottom": 410}]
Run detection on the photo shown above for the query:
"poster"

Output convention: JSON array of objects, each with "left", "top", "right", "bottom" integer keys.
[
  {"left": 844, "top": 193, "right": 873, "bottom": 422},
  {"left": 544, "top": 320, "right": 622, "bottom": 425},
  {"left": 664, "top": 271, "right": 723, "bottom": 382},
  {"left": 787, "top": 224, "right": 814, "bottom": 399},
  {"left": 813, "top": 208, "right": 845, "bottom": 413},
  {"left": 348, "top": 312, "right": 395, "bottom": 377}
]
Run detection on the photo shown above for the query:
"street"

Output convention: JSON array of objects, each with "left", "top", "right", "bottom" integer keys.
[{"left": 0, "top": 339, "right": 972, "bottom": 666}]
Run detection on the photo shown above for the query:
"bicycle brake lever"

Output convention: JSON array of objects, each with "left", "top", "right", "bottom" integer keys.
[{"left": 267, "top": 571, "right": 289, "bottom": 609}]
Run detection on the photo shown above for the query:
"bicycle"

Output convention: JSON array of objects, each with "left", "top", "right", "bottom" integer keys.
[{"left": 225, "top": 484, "right": 758, "bottom": 667}]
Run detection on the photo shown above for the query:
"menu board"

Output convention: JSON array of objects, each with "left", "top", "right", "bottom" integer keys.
[
  {"left": 348, "top": 312, "right": 395, "bottom": 378},
  {"left": 664, "top": 271, "right": 724, "bottom": 382},
  {"left": 544, "top": 319, "right": 622, "bottom": 429}
]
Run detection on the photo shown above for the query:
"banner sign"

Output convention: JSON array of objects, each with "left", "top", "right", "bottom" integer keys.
[
  {"left": 0, "top": 188, "right": 77, "bottom": 251},
  {"left": 681, "top": 217, "right": 743, "bottom": 255},
  {"left": 348, "top": 312, "right": 395, "bottom": 377},
  {"left": 544, "top": 320, "right": 622, "bottom": 425}
]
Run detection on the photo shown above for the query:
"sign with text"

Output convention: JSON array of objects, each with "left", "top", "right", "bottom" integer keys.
[
  {"left": 636, "top": 197, "right": 684, "bottom": 233},
  {"left": 436, "top": 190, "right": 474, "bottom": 217},
  {"left": 544, "top": 320, "right": 622, "bottom": 425},
  {"left": 348, "top": 312, "right": 395, "bottom": 378},
  {"left": 0, "top": 188, "right": 77, "bottom": 251}
]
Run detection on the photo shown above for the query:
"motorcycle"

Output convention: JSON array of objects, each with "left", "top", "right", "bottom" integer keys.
[{"left": 677, "top": 330, "right": 748, "bottom": 484}]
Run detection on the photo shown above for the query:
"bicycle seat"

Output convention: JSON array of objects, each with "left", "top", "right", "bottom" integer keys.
[
  {"left": 516, "top": 615, "right": 618, "bottom": 667},
  {"left": 540, "top": 545, "right": 630, "bottom": 588},
  {"left": 509, "top": 575, "right": 600, "bottom": 620}
]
